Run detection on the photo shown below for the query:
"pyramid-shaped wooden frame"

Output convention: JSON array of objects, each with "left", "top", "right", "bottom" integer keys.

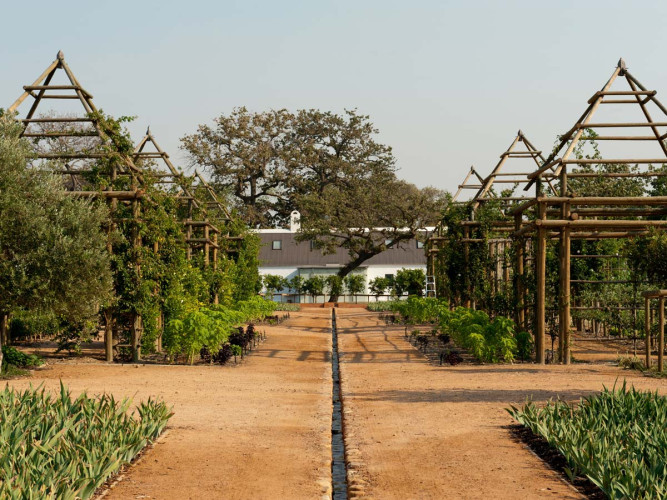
[{"left": 514, "top": 58, "right": 667, "bottom": 367}]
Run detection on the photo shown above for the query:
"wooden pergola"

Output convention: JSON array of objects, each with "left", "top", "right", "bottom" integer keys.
[
  {"left": 643, "top": 290, "right": 665, "bottom": 371},
  {"left": 513, "top": 58, "right": 667, "bottom": 364},
  {"left": 6, "top": 51, "right": 240, "bottom": 361},
  {"left": 427, "top": 130, "right": 551, "bottom": 312}
]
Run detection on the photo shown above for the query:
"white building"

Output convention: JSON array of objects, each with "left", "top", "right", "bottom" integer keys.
[{"left": 257, "top": 212, "right": 430, "bottom": 302}]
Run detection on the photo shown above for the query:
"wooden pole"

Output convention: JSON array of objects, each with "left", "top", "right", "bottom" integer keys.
[
  {"left": 204, "top": 221, "right": 210, "bottom": 267},
  {"left": 464, "top": 226, "right": 471, "bottom": 308},
  {"left": 0, "top": 314, "right": 8, "bottom": 348},
  {"left": 514, "top": 213, "right": 525, "bottom": 329},
  {"left": 645, "top": 296, "right": 651, "bottom": 369},
  {"left": 104, "top": 310, "right": 113, "bottom": 363},
  {"left": 131, "top": 188, "right": 142, "bottom": 362},
  {"left": 536, "top": 200, "right": 546, "bottom": 364},
  {"left": 560, "top": 200, "right": 572, "bottom": 364},
  {"left": 131, "top": 315, "right": 142, "bottom": 363},
  {"left": 660, "top": 296, "right": 665, "bottom": 373}
]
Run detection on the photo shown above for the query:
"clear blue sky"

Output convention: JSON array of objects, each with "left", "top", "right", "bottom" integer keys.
[{"left": 2, "top": 0, "right": 667, "bottom": 193}]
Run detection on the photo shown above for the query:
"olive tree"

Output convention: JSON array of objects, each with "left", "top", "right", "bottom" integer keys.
[{"left": 0, "top": 114, "right": 113, "bottom": 366}]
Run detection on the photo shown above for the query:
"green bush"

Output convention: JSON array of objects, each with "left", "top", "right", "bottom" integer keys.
[
  {"left": 1, "top": 346, "right": 43, "bottom": 368},
  {"left": 367, "top": 300, "right": 403, "bottom": 312},
  {"left": 164, "top": 296, "right": 275, "bottom": 363},
  {"left": 440, "top": 307, "right": 517, "bottom": 363},
  {"left": 386, "top": 297, "right": 525, "bottom": 363},
  {"left": 0, "top": 383, "right": 172, "bottom": 499},
  {"left": 273, "top": 303, "right": 300, "bottom": 311},
  {"left": 394, "top": 296, "right": 444, "bottom": 324},
  {"left": 509, "top": 383, "right": 667, "bottom": 499},
  {"left": 515, "top": 331, "right": 533, "bottom": 361}
]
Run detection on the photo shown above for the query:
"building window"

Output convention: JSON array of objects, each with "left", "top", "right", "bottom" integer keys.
[
  {"left": 272, "top": 240, "right": 282, "bottom": 250},
  {"left": 416, "top": 240, "right": 424, "bottom": 249},
  {"left": 384, "top": 273, "right": 394, "bottom": 280},
  {"left": 310, "top": 240, "right": 317, "bottom": 251}
]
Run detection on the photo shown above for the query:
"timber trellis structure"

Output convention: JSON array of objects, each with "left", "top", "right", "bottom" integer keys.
[
  {"left": 431, "top": 58, "right": 667, "bottom": 367},
  {"left": 7, "top": 51, "right": 240, "bottom": 362},
  {"left": 513, "top": 58, "right": 667, "bottom": 365},
  {"left": 427, "top": 130, "right": 552, "bottom": 315}
]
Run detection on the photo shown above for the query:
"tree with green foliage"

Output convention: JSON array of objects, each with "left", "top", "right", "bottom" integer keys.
[
  {"left": 344, "top": 274, "right": 365, "bottom": 302},
  {"left": 263, "top": 274, "right": 287, "bottom": 299},
  {"left": 303, "top": 276, "right": 325, "bottom": 303},
  {"left": 325, "top": 275, "right": 344, "bottom": 301},
  {"left": 288, "top": 275, "right": 305, "bottom": 301},
  {"left": 369, "top": 277, "right": 390, "bottom": 301},
  {"left": 297, "top": 178, "right": 443, "bottom": 301},
  {"left": 393, "top": 268, "right": 426, "bottom": 297},
  {"left": 0, "top": 114, "right": 113, "bottom": 366},
  {"left": 181, "top": 107, "right": 296, "bottom": 227}
]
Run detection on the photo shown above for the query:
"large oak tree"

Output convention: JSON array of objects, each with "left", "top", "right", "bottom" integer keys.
[{"left": 296, "top": 177, "right": 444, "bottom": 301}]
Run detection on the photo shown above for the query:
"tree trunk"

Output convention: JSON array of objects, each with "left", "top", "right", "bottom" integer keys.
[
  {"left": 328, "top": 253, "right": 374, "bottom": 302},
  {"left": 0, "top": 313, "right": 7, "bottom": 369}
]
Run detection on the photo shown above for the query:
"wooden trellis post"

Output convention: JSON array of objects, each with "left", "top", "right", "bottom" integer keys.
[
  {"left": 535, "top": 198, "right": 547, "bottom": 364},
  {"left": 514, "top": 214, "right": 525, "bottom": 329}
]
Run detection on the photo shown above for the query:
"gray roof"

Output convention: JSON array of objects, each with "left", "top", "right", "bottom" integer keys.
[{"left": 258, "top": 233, "right": 427, "bottom": 268}]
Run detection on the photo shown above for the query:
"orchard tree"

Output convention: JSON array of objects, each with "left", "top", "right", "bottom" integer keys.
[
  {"left": 263, "top": 274, "right": 287, "bottom": 299},
  {"left": 325, "top": 275, "right": 344, "bottom": 301},
  {"left": 394, "top": 268, "right": 426, "bottom": 297},
  {"left": 288, "top": 275, "right": 304, "bottom": 300},
  {"left": 303, "top": 276, "right": 325, "bottom": 303},
  {"left": 369, "top": 277, "right": 390, "bottom": 301},
  {"left": 0, "top": 114, "right": 113, "bottom": 366},
  {"left": 344, "top": 274, "right": 365, "bottom": 302}
]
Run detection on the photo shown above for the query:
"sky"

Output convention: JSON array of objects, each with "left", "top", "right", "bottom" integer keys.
[{"left": 2, "top": 0, "right": 667, "bottom": 194}]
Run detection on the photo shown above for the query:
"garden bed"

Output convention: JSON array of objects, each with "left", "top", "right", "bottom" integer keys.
[
  {"left": 0, "top": 384, "right": 171, "bottom": 498},
  {"left": 509, "top": 384, "right": 667, "bottom": 499}
]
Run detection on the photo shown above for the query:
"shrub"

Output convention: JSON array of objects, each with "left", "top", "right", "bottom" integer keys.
[
  {"left": 367, "top": 301, "right": 403, "bottom": 312},
  {"left": 164, "top": 296, "right": 275, "bottom": 363},
  {"left": 617, "top": 355, "right": 645, "bottom": 371},
  {"left": 1, "top": 346, "right": 43, "bottom": 368},
  {"left": 394, "top": 296, "right": 444, "bottom": 324},
  {"left": 273, "top": 303, "right": 300, "bottom": 311},
  {"left": 393, "top": 268, "right": 426, "bottom": 297},
  {"left": 515, "top": 331, "right": 533, "bottom": 361},
  {"left": 439, "top": 307, "right": 518, "bottom": 363}
]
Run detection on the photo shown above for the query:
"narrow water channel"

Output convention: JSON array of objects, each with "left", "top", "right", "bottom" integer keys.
[{"left": 331, "top": 308, "right": 348, "bottom": 499}]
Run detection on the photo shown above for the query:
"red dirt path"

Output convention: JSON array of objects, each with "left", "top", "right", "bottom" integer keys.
[
  {"left": 335, "top": 309, "right": 666, "bottom": 499},
  {"left": 4, "top": 309, "right": 666, "bottom": 499}
]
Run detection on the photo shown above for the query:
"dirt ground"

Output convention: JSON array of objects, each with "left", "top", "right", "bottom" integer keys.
[
  {"left": 7, "top": 311, "right": 335, "bottom": 500},
  {"left": 4, "top": 309, "right": 666, "bottom": 499},
  {"left": 335, "top": 309, "right": 666, "bottom": 500}
]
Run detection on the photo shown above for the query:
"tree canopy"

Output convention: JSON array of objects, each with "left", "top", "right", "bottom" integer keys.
[
  {"left": 183, "top": 107, "right": 443, "bottom": 300},
  {"left": 0, "top": 114, "right": 114, "bottom": 362}
]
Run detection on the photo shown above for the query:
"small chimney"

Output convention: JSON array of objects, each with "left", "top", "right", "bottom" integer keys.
[{"left": 290, "top": 211, "right": 301, "bottom": 232}]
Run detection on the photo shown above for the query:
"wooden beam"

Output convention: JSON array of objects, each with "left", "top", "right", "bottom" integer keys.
[{"left": 8, "top": 57, "right": 59, "bottom": 113}]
